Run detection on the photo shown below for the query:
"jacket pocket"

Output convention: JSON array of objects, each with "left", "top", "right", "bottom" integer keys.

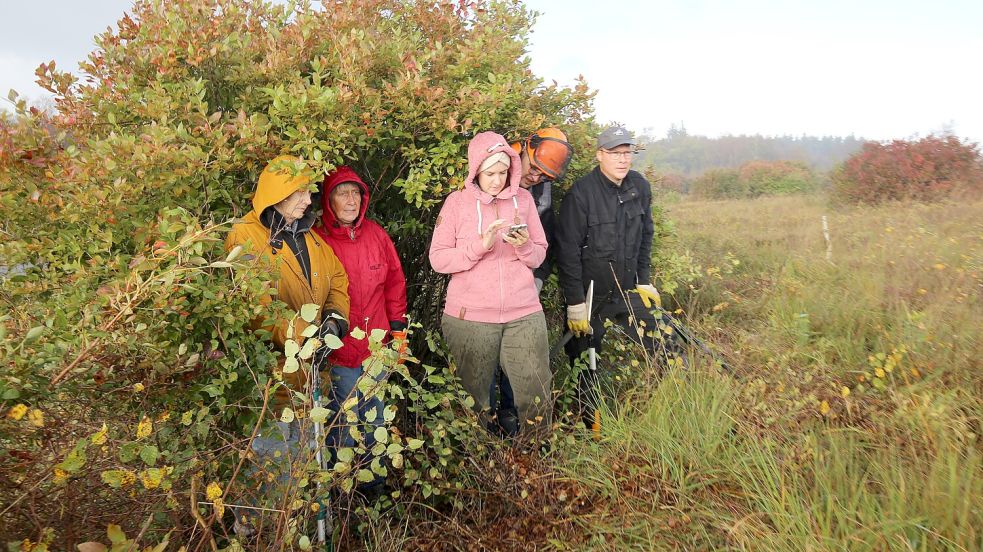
[
  {"left": 586, "top": 211, "right": 617, "bottom": 258},
  {"left": 505, "top": 258, "right": 538, "bottom": 311},
  {"left": 622, "top": 200, "right": 646, "bottom": 250},
  {"left": 367, "top": 261, "right": 386, "bottom": 289}
]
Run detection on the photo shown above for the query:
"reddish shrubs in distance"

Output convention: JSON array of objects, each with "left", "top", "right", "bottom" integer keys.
[{"left": 832, "top": 135, "right": 983, "bottom": 204}]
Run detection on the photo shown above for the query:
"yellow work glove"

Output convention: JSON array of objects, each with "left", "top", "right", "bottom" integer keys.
[
  {"left": 635, "top": 284, "right": 662, "bottom": 309},
  {"left": 566, "top": 302, "right": 590, "bottom": 336}
]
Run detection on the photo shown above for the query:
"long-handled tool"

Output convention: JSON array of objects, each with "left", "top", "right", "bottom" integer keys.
[
  {"left": 310, "top": 352, "right": 333, "bottom": 550},
  {"left": 583, "top": 282, "right": 602, "bottom": 440},
  {"left": 550, "top": 302, "right": 727, "bottom": 371}
]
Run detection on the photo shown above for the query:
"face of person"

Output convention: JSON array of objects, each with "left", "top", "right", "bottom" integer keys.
[
  {"left": 329, "top": 182, "right": 361, "bottom": 226},
  {"left": 519, "top": 151, "right": 543, "bottom": 189},
  {"left": 596, "top": 144, "right": 634, "bottom": 184},
  {"left": 273, "top": 189, "right": 312, "bottom": 224},
  {"left": 477, "top": 161, "right": 510, "bottom": 196}
]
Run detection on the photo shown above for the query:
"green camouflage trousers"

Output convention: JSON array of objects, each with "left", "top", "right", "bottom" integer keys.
[{"left": 441, "top": 311, "right": 552, "bottom": 436}]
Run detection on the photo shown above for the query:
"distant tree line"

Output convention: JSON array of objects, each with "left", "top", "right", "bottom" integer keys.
[
  {"left": 636, "top": 123, "right": 865, "bottom": 176},
  {"left": 635, "top": 126, "right": 983, "bottom": 203}
]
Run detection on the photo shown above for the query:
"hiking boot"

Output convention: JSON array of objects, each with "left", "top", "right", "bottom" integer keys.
[{"left": 497, "top": 407, "right": 519, "bottom": 437}]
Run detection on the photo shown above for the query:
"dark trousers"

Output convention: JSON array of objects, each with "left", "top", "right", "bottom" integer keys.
[
  {"left": 565, "top": 292, "right": 685, "bottom": 422},
  {"left": 489, "top": 367, "right": 518, "bottom": 436}
]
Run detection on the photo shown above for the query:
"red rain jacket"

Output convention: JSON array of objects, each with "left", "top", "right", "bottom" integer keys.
[{"left": 314, "top": 166, "right": 408, "bottom": 368}]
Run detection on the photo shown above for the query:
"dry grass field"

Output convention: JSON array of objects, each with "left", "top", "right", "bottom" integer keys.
[{"left": 549, "top": 195, "right": 982, "bottom": 550}]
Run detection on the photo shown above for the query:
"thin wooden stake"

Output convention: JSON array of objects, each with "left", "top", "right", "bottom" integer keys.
[{"left": 822, "top": 215, "right": 833, "bottom": 263}]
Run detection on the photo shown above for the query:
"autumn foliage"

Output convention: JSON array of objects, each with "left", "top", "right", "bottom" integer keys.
[
  {"left": 690, "top": 160, "right": 818, "bottom": 199},
  {"left": 0, "top": 0, "right": 598, "bottom": 548},
  {"left": 831, "top": 135, "right": 983, "bottom": 204}
]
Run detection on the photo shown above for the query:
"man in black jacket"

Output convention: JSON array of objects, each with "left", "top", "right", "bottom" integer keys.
[{"left": 555, "top": 125, "right": 671, "bottom": 422}]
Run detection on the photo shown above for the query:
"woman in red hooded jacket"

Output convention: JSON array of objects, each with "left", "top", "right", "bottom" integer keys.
[{"left": 314, "top": 166, "right": 407, "bottom": 495}]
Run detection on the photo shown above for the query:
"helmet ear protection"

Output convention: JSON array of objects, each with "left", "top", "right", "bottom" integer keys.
[{"left": 526, "top": 131, "right": 574, "bottom": 181}]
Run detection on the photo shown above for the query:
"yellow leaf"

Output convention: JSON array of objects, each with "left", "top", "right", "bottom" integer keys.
[
  {"left": 133, "top": 382, "right": 145, "bottom": 392},
  {"left": 53, "top": 467, "right": 68, "bottom": 485},
  {"left": 7, "top": 403, "right": 28, "bottom": 421},
  {"left": 140, "top": 468, "right": 164, "bottom": 489},
  {"left": 136, "top": 416, "right": 153, "bottom": 439},
  {"left": 91, "top": 423, "right": 109, "bottom": 445},
  {"left": 28, "top": 409, "right": 44, "bottom": 427},
  {"left": 205, "top": 481, "right": 223, "bottom": 501}
]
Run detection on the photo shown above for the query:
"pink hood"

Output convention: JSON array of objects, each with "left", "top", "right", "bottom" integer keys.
[{"left": 464, "top": 131, "right": 523, "bottom": 204}]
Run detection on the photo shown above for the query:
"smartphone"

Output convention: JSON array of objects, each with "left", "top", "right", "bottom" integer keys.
[{"left": 507, "top": 223, "right": 528, "bottom": 235}]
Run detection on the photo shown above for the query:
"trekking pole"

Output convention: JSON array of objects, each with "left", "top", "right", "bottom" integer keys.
[{"left": 310, "top": 348, "right": 333, "bottom": 551}]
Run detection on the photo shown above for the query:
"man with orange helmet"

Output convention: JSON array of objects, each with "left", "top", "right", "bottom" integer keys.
[
  {"left": 489, "top": 128, "right": 573, "bottom": 436},
  {"left": 511, "top": 127, "right": 574, "bottom": 291}
]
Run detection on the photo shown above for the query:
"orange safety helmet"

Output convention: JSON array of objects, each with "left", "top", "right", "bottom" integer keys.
[{"left": 512, "top": 127, "right": 574, "bottom": 181}]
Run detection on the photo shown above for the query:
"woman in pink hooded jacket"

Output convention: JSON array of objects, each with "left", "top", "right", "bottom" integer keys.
[{"left": 429, "top": 131, "right": 552, "bottom": 436}]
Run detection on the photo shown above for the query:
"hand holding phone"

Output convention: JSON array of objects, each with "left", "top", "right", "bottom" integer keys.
[
  {"left": 503, "top": 223, "right": 529, "bottom": 246},
  {"left": 507, "top": 223, "right": 528, "bottom": 236}
]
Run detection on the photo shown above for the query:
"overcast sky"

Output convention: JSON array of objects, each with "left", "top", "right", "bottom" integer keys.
[{"left": 2, "top": 1, "right": 981, "bottom": 143}]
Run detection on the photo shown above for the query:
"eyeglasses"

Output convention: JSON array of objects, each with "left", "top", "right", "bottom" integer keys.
[{"left": 601, "top": 149, "right": 635, "bottom": 159}]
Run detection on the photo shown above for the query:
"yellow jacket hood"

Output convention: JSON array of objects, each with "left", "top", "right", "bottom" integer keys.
[{"left": 252, "top": 155, "right": 314, "bottom": 214}]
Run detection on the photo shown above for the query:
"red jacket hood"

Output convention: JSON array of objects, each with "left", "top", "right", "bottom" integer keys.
[
  {"left": 320, "top": 166, "right": 370, "bottom": 237},
  {"left": 465, "top": 131, "right": 523, "bottom": 204}
]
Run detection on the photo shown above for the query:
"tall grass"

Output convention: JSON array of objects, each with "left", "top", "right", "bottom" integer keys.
[
  {"left": 558, "top": 366, "right": 982, "bottom": 551},
  {"left": 551, "top": 196, "right": 982, "bottom": 551}
]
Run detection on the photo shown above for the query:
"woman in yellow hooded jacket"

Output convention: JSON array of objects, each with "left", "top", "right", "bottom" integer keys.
[
  {"left": 225, "top": 155, "right": 350, "bottom": 407},
  {"left": 224, "top": 155, "right": 350, "bottom": 537}
]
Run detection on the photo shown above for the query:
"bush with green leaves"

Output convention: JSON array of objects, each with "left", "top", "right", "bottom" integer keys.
[
  {"left": 0, "top": 0, "right": 608, "bottom": 547},
  {"left": 690, "top": 160, "right": 818, "bottom": 200}
]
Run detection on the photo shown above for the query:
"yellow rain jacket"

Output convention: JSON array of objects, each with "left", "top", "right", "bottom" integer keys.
[{"left": 225, "top": 155, "right": 350, "bottom": 409}]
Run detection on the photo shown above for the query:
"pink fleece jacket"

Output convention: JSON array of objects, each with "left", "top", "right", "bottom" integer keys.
[{"left": 429, "top": 131, "right": 548, "bottom": 323}]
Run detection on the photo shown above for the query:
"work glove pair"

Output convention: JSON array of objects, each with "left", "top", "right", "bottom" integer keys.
[{"left": 566, "top": 284, "right": 662, "bottom": 337}]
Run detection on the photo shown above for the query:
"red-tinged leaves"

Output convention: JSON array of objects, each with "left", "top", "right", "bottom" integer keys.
[{"left": 833, "top": 135, "right": 983, "bottom": 204}]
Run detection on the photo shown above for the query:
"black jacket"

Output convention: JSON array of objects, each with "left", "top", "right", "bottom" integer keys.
[
  {"left": 555, "top": 167, "right": 654, "bottom": 310},
  {"left": 530, "top": 180, "right": 556, "bottom": 282}
]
